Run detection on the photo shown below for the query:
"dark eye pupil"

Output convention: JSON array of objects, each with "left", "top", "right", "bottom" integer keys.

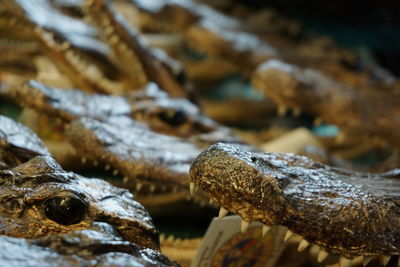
[
  {"left": 44, "top": 196, "right": 86, "bottom": 225},
  {"left": 159, "top": 110, "right": 186, "bottom": 126}
]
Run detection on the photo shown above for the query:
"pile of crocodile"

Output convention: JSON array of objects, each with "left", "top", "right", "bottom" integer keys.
[{"left": 0, "top": 0, "right": 399, "bottom": 266}]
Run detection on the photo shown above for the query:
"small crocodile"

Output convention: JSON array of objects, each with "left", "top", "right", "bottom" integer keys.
[
  {"left": 190, "top": 142, "right": 400, "bottom": 264},
  {"left": 252, "top": 59, "right": 400, "bottom": 147},
  {"left": 3, "top": 0, "right": 128, "bottom": 94},
  {"left": 66, "top": 116, "right": 201, "bottom": 192},
  {"left": 0, "top": 155, "right": 160, "bottom": 250},
  {"left": 83, "top": 0, "right": 192, "bottom": 99},
  {"left": 0, "top": 116, "right": 179, "bottom": 265}
]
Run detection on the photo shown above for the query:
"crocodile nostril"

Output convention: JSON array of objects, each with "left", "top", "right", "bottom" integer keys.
[{"left": 251, "top": 156, "right": 257, "bottom": 163}]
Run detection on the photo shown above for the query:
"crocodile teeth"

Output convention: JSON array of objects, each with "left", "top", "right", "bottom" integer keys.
[
  {"left": 112, "top": 169, "right": 118, "bottom": 176},
  {"left": 135, "top": 183, "right": 143, "bottom": 191},
  {"left": 297, "top": 239, "right": 310, "bottom": 252},
  {"left": 209, "top": 198, "right": 214, "bottom": 204},
  {"left": 218, "top": 207, "right": 229, "bottom": 219},
  {"left": 240, "top": 219, "right": 249, "bottom": 233},
  {"left": 93, "top": 160, "right": 98, "bottom": 166},
  {"left": 382, "top": 256, "right": 391, "bottom": 266},
  {"left": 159, "top": 233, "right": 165, "bottom": 242},
  {"left": 105, "top": 165, "right": 110, "bottom": 171},
  {"left": 335, "top": 132, "right": 346, "bottom": 144},
  {"left": 283, "top": 229, "right": 293, "bottom": 242},
  {"left": 277, "top": 105, "right": 287, "bottom": 117},
  {"left": 166, "top": 235, "right": 174, "bottom": 242},
  {"left": 339, "top": 256, "right": 352, "bottom": 267},
  {"left": 189, "top": 182, "right": 196, "bottom": 195},
  {"left": 81, "top": 157, "right": 87, "bottom": 164},
  {"left": 149, "top": 185, "right": 156, "bottom": 193},
  {"left": 317, "top": 249, "right": 329, "bottom": 263},
  {"left": 362, "top": 256, "right": 372, "bottom": 266},
  {"left": 123, "top": 176, "right": 129, "bottom": 183},
  {"left": 262, "top": 225, "right": 270, "bottom": 236}
]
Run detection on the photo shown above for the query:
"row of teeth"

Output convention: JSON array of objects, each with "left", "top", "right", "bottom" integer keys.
[
  {"left": 275, "top": 104, "right": 351, "bottom": 145},
  {"left": 84, "top": 0, "right": 148, "bottom": 88},
  {"left": 80, "top": 156, "right": 181, "bottom": 194},
  {"left": 190, "top": 182, "right": 398, "bottom": 267}
]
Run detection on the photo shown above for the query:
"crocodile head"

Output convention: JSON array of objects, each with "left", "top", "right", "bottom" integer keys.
[
  {"left": 4, "top": 0, "right": 127, "bottom": 94},
  {"left": 190, "top": 142, "right": 400, "bottom": 261},
  {"left": 252, "top": 59, "right": 400, "bottom": 147},
  {"left": 0, "top": 155, "right": 160, "bottom": 250}
]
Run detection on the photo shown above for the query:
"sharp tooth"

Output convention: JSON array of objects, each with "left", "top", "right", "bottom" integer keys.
[
  {"left": 339, "top": 256, "right": 352, "bottom": 267},
  {"left": 317, "top": 250, "right": 329, "bottom": 262},
  {"left": 149, "top": 185, "right": 156, "bottom": 193},
  {"left": 240, "top": 219, "right": 249, "bottom": 233},
  {"left": 135, "top": 183, "right": 143, "bottom": 191},
  {"left": 262, "top": 225, "right": 270, "bottom": 237},
  {"left": 362, "top": 256, "right": 372, "bottom": 266},
  {"left": 382, "top": 256, "right": 391, "bottom": 266},
  {"left": 105, "top": 165, "right": 110, "bottom": 171},
  {"left": 218, "top": 207, "right": 229, "bottom": 218},
  {"left": 112, "top": 170, "right": 118, "bottom": 176},
  {"left": 292, "top": 108, "right": 301, "bottom": 117},
  {"left": 166, "top": 235, "right": 174, "bottom": 242},
  {"left": 159, "top": 233, "right": 165, "bottom": 242},
  {"left": 189, "top": 182, "right": 196, "bottom": 195},
  {"left": 284, "top": 230, "right": 293, "bottom": 242},
  {"left": 123, "top": 176, "right": 129, "bottom": 183},
  {"left": 81, "top": 157, "right": 87, "bottom": 164},
  {"left": 209, "top": 198, "right": 214, "bottom": 204},
  {"left": 277, "top": 105, "right": 287, "bottom": 117},
  {"left": 297, "top": 239, "right": 310, "bottom": 252},
  {"left": 93, "top": 160, "right": 98, "bottom": 166},
  {"left": 336, "top": 132, "right": 346, "bottom": 144}
]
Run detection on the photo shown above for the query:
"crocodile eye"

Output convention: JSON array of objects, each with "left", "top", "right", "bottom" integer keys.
[
  {"left": 159, "top": 109, "right": 186, "bottom": 126},
  {"left": 43, "top": 194, "right": 87, "bottom": 225}
]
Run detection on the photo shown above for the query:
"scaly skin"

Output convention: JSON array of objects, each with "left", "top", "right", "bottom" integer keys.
[
  {"left": 3, "top": 80, "right": 239, "bottom": 142},
  {"left": 132, "top": 0, "right": 277, "bottom": 74},
  {"left": 66, "top": 116, "right": 201, "bottom": 190},
  {"left": 190, "top": 143, "right": 400, "bottom": 259},
  {"left": 84, "top": 0, "right": 192, "bottom": 98},
  {"left": 6, "top": 0, "right": 128, "bottom": 94},
  {"left": 0, "top": 115, "right": 50, "bottom": 168},
  {"left": 0, "top": 155, "right": 160, "bottom": 250},
  {"left": 0, "top": 223, "right": 179, "bottom": 266},
  {"left": 252, "top": 59, "right": 400, "bottom": 147},
  {"left": 0, "top": 116, "right": 178, "bottom": 265}
]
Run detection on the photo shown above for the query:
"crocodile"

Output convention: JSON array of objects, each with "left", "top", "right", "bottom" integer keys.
[
  {"left": 83, "top": 0, "right": 192, "bottom": 99},
  {"left": 2, "top": 0, "right": 130, "bottom": 94},
  {"left": 0, "top": 155, "right": 160, "bottom": 250},
  {"left": 65, "top": 116, "right": 201, "bottom": 193},
  {"left": 252, "top": 59, "right": 400, "bottom": 147},
  {"left": 2, "top": 80, "right": 239, "bottom": 143},
  {"left": 190, "top": 142, "right": 400, "bottom": 265},
  {"left": 0, "top": 222, "right": 178, "bottom": 266},
  {"left": 0, "top": 117, "right": 179, "bottom": 265}
]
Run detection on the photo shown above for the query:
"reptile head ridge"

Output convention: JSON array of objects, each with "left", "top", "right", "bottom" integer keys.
[{"left": 190, "top": 142, "right": 400, "bottom": 258}]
